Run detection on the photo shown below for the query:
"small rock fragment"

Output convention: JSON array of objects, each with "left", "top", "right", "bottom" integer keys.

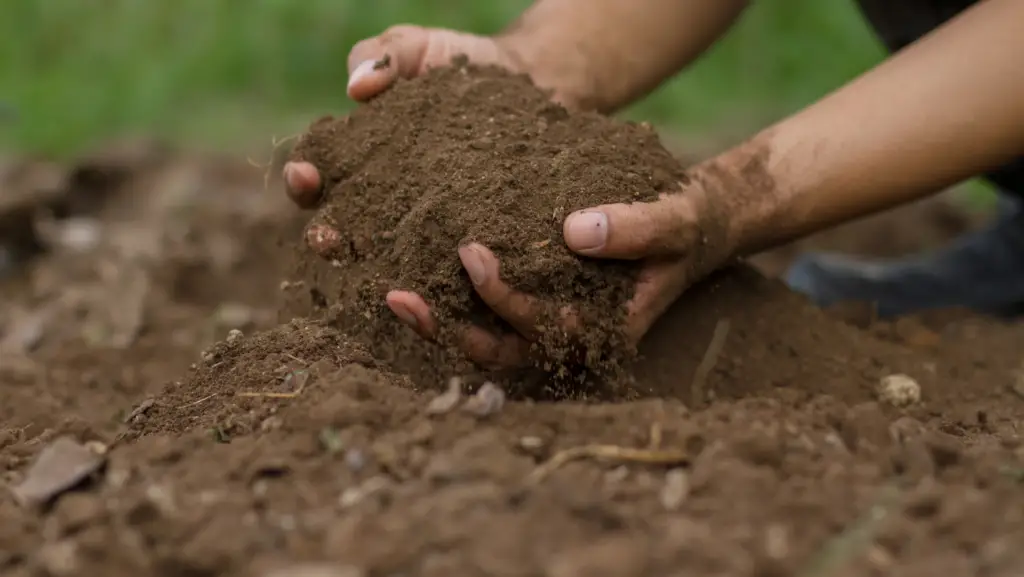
[
  {"left": 462, "top": 381, "right": 506, "bottom": 417},
  {"left": 877, "top": 374, "right": 921, "bottom": 408},
  {"left": 12, "top": 437, "right": 106, "bottom": 508},
  {"left": 338, "top": 476, "right": 389, "bottom": 509},
  {"left": 518, "top": 436, "right": 546, "bottom": 454},
  {"left": 226, "top": 328, "right": 244, "bottom": 343},
  {"left": 660, "top": 468, "right": 690, "bottom": 511},
  {"left": 425, "top": 377, "right": 463, "bottom": 416},
  {"left": 344, "top": 449, "right": 366, "bottom": 472},
  {"left": 83, "top": 441, "right": 108, "bottom": 456},
  {"left": 123, "top": 398, "right": 155, "bottom": 424}
]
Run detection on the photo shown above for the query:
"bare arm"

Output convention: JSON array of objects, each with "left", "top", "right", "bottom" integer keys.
[
  {"left": 498, "top": 0, "right": 750, "bottom": 113},
  {"left": 697, "top": 0, "right": 1024, "bottom": 257}
]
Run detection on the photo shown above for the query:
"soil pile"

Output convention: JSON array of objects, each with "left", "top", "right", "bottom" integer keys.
[
  {"left": 289, "top": 58, "right": 688, "bottom": 388},
  {"left": 3, "top": 144, "right": 1024, "bottom": 577}
]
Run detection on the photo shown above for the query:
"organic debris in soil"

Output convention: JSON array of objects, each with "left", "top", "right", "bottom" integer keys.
[{"left": 291, "top": 58, "right": 689, "bottom": 391}]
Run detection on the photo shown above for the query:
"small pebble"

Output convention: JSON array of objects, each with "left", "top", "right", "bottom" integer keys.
[
  {"left": 344, "top": 449, "right": 366, "bottom": 472},
  {"left": 877, "top": 374, "right": 921, "bottom": 408},
  {"left": 462, "top": 382, "right": 506, "bottom": 417},
  {"left": 226, "top": 329, "right": 244, "bottom": 343},
  {"left": 660, "top": 468, "right": 689, "bottom": 510},
  {"left": 519, "top": 436, "right": 546, "bottom": 452},
  {"left": 426, "top": 377, "right": 463, "bottom": 416}
]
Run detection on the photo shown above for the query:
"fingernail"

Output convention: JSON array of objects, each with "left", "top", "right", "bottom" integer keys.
[
  {"left": 459, "top": 245, "right": 487, "bottom": 286},
  {"left": 348, "top": 59, "right": 377, "bottom": 90},
  {"left": 564, "top": 210, "right": 608, "bottom": 251},
  {"left": 389, "top": 301, "right": 418, "bottom": 328}
]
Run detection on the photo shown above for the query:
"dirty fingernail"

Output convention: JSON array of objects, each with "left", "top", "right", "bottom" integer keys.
[
  {"left": 389, "top": 301, "right": 418, "bottom": 328},
  {"left": 348, "top": 59, "right": 378, "bottom": 90},
  {"left": 459, "top": 246, "right": 487, "bottom": 286},
  {"left": 564, "top": 211, "right": 608, "bottom": 251}
]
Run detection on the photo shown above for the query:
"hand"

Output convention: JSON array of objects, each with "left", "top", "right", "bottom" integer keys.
[
  {"left": 385, "top": 188, "right": 718, "bottom": 370},
  {"left": 283, "top": 24, "right": 528, "bottom": 209}
]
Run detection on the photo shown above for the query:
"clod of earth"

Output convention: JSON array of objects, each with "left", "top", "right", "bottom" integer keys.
[{"left": 290, "top": 58, "right": 689, "bottom": 393}]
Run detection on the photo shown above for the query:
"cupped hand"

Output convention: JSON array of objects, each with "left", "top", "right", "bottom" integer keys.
[
  {"left": 283, "top": 24, "right": 526, "bottom": 209},
  {"left": 385, "top": 189, "right": 715, "bottom": 369}
]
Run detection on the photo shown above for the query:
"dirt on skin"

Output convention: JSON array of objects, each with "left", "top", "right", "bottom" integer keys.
[
  {"left": 288, "top": 59, "right": 689, "bottom": 391},
  {"left": 3, "top": 116, "right": 1024, "bottom": 575}
]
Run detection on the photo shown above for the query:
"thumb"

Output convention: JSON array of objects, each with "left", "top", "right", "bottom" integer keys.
[
  {"left": 346, "top": 25, "right": 430, "bottom": 101},
  {"left": 562, "top": 193, "right": 700, "bottom": 260}
]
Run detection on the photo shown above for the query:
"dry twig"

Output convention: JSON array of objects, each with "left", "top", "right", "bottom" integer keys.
[
  {"left": 237, "top": 369, "right": 310, "bottom": 399},
  {"left": 526, "top": 444, "right": 691, "bottom": 485},
  {"left": 176, "top": 393, "right": 217, "bottom": 409},
  {"left": 690, "top": 318, "right": 730, "bottom": 408}
]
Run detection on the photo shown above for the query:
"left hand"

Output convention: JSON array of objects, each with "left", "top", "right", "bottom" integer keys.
[{"left": 383, "top": 187, "right": 721, "bottom": 369}]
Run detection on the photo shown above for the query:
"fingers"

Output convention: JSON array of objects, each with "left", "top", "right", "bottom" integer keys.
[
  {"left": 347, "top": 25, "right": 430, "bottom": 102},
  {"left": 623, "top": 259, "right": 692, "bottom": 342},
  {"left": 386, "top": 290, "right": 530, "bottom": 368},
  {"left": 458, "top": 244, "right": 580, "bottom": 339},
  {"left": 283, "top": 161, "right": 323, "bottom": 208},
  {"left": 562, "top": 192, "right": 700, "bottom": 260}
]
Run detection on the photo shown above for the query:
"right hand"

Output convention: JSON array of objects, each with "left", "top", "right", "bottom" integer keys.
[{"left": 283, "top": 25, "right": 526, "bottom": 208}]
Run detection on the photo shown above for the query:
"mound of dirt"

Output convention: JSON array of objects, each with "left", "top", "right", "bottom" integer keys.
[
  {"left": 289, "top": 58, "right": 688, "bottom": 388},
  {"left": 131, "top": 320, "right": 390, "bottom": 441}
]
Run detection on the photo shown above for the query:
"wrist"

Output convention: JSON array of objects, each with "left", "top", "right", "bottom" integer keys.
[
  {"left": 676, "top": 175, "right": 740, "bottom": 279},
  {"left": 493, "top": 31, "right": 594, "bottom": 111},
  {"left": 686, "top": 135, "right": 784, "bottom": 259}
]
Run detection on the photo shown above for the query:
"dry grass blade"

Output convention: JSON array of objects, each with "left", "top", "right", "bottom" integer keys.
[
  {"left": 690, "top": 318, "right": 730, "bottom": 408},
  {"left": 238, "top": 369, "right": 310, "bottom": 399},
  {"left": 526, "top": 444, "right": 691, "bottom": 485},
  {"left": 247, "top": 134, "right": 300, "bottom": 191}
]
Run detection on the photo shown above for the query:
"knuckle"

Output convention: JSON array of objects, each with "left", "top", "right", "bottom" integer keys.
[{"left": 380, "top": 24, "right": 421, "bottom": 45}]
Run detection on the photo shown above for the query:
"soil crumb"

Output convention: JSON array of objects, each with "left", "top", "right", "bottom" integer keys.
[{"left": 290, "top": 58, "right": 688, "bottom": 393}]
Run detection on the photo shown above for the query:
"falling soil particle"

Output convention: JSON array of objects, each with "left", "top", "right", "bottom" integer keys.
[{"left": 290, "top": 59, "right": 688, "bottom": 392}]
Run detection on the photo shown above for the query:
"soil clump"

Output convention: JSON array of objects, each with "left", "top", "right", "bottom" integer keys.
[{"left": 289, "top": 58, "right": 688, "bottom": 393}]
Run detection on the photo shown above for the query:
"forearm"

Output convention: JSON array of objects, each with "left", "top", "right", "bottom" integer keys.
[
  {"left": 696, "top": 0, "right": 1024, "bottom": 257},
  {"left": 497, "top": 0, "right": 749, "bottom": 113}
]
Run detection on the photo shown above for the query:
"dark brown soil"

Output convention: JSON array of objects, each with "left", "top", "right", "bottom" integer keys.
[
  {"left": 3, "top": 116, "right": 1024, "bottom": 575},
  {"left": 289, "top": 60, "right": 687, "bottom": 389}
]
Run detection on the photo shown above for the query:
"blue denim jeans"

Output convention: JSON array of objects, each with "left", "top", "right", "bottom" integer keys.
[{"left": 784, "top": 194, "right": 1024, "bottom": 319}]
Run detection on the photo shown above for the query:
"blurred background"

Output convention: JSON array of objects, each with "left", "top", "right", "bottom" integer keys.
[{"left": 0, "top": 0, "right": 995, "bottom": 202}]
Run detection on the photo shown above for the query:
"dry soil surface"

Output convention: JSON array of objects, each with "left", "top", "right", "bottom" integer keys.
[{"left": 2, "top": 71, "right": 1023, "bottom": 577}]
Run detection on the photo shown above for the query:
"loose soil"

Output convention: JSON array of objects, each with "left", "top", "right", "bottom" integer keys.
[
  {"left": 2, "top": 86, "right": 1024, "bottom": 576},
  {"left": 289, "top": 60, "right": 688, "bottom": 390}
]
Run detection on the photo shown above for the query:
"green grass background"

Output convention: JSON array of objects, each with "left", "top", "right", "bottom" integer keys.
[{"left": 0, "top": 0, "right": 999, "bottom": 202}]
